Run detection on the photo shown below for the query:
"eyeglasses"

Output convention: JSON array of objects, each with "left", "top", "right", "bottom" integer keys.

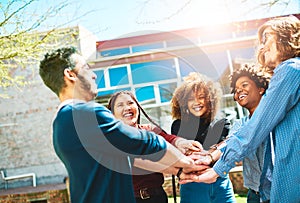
[{"left": 261, "top": 32, "right": 277, "bottom": 45}]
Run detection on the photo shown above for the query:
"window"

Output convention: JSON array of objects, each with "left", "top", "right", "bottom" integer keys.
[
  {"left": 109, "top": 66, "right": 129, "bottom": 86},
  {"left": 141, "top": 105, "right": 173, "bottom": 133},
  {"left": 135, "top": 86, "right": 155, "bottom": 103},
  {"left": 131, "top": 59, "right": 176, "bottom": 84},
  {"left": 206, "top": 51, "right": 229, "bottom": 80},
  {"left": 178, "top": 54, "right": 218, "bottom": 79},
  {"left": 94, "top": 69, "right": 105, "bottom": 88},
  {"left": 166, "top": 38, "right": 195, "bottom": 48},
  {"left": 159, "top": 83, "right": 177, "bottom": 103},
  {"left": 132, "top": 42, "right": 164, "bottom": 53},
  {"left": 99, "top": 47, "right": 130, "bottom": 57},
  {"left": 230, "top": 47, "right": 256, "bottom": 61}
]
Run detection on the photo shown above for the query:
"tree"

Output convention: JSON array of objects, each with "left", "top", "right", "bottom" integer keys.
[{"left": 0, "top": 0, "right": 77, "bottom": 98}]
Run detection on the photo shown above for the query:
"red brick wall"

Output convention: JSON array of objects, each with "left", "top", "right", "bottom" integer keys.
[{"left": 0, "top": 189, "right": 69, "bottom": 203}]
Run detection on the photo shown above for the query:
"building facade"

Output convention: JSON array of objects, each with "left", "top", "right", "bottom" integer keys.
[
  {"left": 0, "top": 26, "right": 97, "bottom": 189},
  {"left": 92, "top": 15, "right": 275, "bottom": 129},
  {"left": 1, "top": 13, "right": 299, "bottom": 189}
]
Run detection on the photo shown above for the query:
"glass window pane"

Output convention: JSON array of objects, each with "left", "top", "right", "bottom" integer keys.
[
  {"left": 94, "top": 70, "right": 105, "bottom": 88},
  {"left": 141, "top": 105, "right": 172, "bottom": 133},
  {"left": 132, "top": 42, "right": 164, "bottom": 53},
  {"left": 109, "top": 67, "right": 129, "bottom": 86},
  {"left": 131, "top": 59, "right": 176, "bottom": 84},
  {"left": 179, "top": 53, "right": 218, "bottom": 80},
  {"left": 97, "top": 89, "right": 115, "bottom": 97},
  {"left": 100, "top": 47, "right": 130, "bottom": 57},
  {"left": 159, "top": 83, "right": 177, "bottom": 103},
  {"left": 135, "top": 86, "right": 155, "bottom": 103},
  {"left": 230, "top": 47, "right": 256, "bottom": 60},
  {"left": 166, "top": 38, "right": 194, "bottom": 48},
  {"left": 206, "top": 51, "right": 228, "bottom": 80}
]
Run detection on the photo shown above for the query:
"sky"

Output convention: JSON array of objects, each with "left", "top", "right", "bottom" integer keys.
[{"left": 3, "top": 0, "right": 300, "bottom": 41}]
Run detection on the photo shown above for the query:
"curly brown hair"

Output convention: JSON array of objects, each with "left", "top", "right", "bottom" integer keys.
[
  {"left": 257, "top": 15, "right": 300, "bottom": 71},
  {"left": 229, "top": 64, "right": 270, "bottom": 95},
  {"left": 171, "top": 72, "right": 222, "bottom": 123}
]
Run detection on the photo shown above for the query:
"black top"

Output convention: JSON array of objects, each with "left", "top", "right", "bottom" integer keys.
[{"left": 171, "top": 115, "right": 229, "bottom": 146}]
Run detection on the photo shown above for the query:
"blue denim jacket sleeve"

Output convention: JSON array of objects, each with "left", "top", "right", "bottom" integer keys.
[{"left": 213, "top": 57, "right": 300, "bottom": 177}]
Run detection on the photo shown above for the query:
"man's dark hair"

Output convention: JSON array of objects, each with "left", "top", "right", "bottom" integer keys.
[
  {"left": 229, "top": 64, "right": 270, "bottom": 94},
  {"left": 39, "top": 47, "right": 77, "bottom": 96}
]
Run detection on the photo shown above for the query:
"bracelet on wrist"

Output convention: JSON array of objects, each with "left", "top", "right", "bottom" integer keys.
[
  {"left": 176, "top": 168, "right": 183, "bottom": 180},
  {"left": 207, "top": 153, "right": 215, "bottom": 165}
]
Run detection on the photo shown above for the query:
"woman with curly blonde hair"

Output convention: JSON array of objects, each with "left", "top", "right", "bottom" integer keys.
[{"left": 170, "top": 72, "right": 236, "bottom": 203}]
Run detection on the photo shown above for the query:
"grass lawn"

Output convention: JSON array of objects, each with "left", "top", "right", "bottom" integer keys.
[
  {"left": 235, "top": 193, "right": 247, "bottom": 203},
  {"left": 168, "top": 194, "right": 247, "bottom": 203}
]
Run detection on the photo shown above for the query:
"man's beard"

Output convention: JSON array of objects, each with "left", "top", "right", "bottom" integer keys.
[{"left": 77, "top": 75, "right": 97, "bottom": 99}]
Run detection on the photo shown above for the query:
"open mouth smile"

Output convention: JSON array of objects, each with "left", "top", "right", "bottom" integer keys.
[
  {"left": 192, "top": 106, "right": 203, "bottom": 112},
  {"left": 123, "top": 112, "right": 134, "bottom": 118},
  {"left": 238, "top": 94, "right": 247, "bottom": 100}
]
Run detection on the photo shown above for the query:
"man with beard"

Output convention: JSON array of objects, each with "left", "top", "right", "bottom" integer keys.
[{"left": 39, "top": 47, "right": 204, "bottom": 203}]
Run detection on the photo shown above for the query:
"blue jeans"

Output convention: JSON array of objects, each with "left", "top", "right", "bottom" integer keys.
[
  {"left": 247, "top": 189, "right": 260, "bottom": 203},
  {"left": 180, "top": 176, "right": 236, "bottom": 203}
]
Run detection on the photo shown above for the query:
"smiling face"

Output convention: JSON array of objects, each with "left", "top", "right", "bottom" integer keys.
[
  {"left": 234, "top": 76, "right": 264, "bottom": 116},
  {"left": 259, "top": 27, "right": 282, "bottom": 69},
  {"left": 112, "top": 93, "right": 139, "bottom": 126},
  {"left": 187, "top": 88, "right": 209, "bottom": 118}
]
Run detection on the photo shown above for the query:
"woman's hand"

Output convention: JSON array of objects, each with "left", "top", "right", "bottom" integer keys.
[
  {"left": 179, "top": 168, "right": 219, "bottom": 184},
  {"left": 188, "top": 151, "right": 214, "bottom": 166},
  {"left": 174, "top": 138, "right": 203, "bottom": 154}
]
